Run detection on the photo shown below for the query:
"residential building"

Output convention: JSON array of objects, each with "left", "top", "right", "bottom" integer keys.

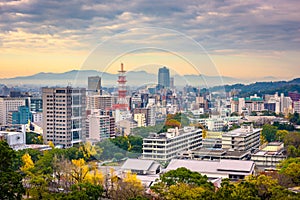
[
  {"left": 133, "top": 107, "right": 156, "bottom": 126},
  {"left": 87, "top": 113, "right": 115, "bottom": 141},
  {"left": 86, "top": 95, "right": 112, "bottom": 110},
  {"left": 0, "top": 97, "right": 26, "bottom": 125},
  {"left": 42, "top": 87, "right": 86, "bottom": 148},
  {"left": 166, "top": 159, "right": 255, "bottom": 180},
  {"left": 142, "top": 126, "right": 202, "bottom": 162},
  {"left": 230, "top": 97, "right": 245, "bottom": 114},
  {"left": 158, "top": 66, "right": 170, "bottom": 88},
  {"left": 134, "top": 113, "right": 146, "bottom": 127},
  {"left": 222, "top": 124, "right": 261, "bottom": 152}
]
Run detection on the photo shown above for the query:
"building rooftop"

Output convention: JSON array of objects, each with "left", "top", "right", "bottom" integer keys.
[
  {"left": 146, "top": 126, "right": 200, "bottom": 139},
  {"left": 121, "top": 158, "right": 158, "bottom": 171},
  {"left": 166, "top": 159, "right": 255, "bottom": 176},
  {"left": 222, "top": 125, "right": 261, "bottom": 137}
]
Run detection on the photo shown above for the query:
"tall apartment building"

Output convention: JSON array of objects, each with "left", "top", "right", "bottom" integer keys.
[
  {"left": 222, "top": 124, "right": 261, "bottom": 152},
  {"left": 87, "top": 113, "right": 115, "bottom": 141},
  {"left": 0, "top": 97, "right": 26, "bottom": 125},
  {"left": 42, "top": 87, "right": 86, "bottom": 148},
  {"left": 142, "top": 126, "right": 202, "bottom": 162}
]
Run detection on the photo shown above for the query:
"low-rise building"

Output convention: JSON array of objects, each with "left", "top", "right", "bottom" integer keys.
[
  {"left": 0, "top": 130, "right": 25, "bottom": 150},
  {"left": 251, "top": 142, "right": 286, "bottom": 169},
  {"left": 166, "top": 159, "right": 255, "bottom": 180},
  {"left": 222, "top": 124, "right": 261, "bottom": 152},
  {"left": 142, "top": 126, "right": 202, "bottom": 162},
  {"left": 121, "top": 158, "right": 161, "bottom": 175}
]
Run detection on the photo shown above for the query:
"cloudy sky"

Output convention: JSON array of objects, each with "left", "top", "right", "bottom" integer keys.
[{"left": 0, "top": 0, "right": 300, "bottom": 79}]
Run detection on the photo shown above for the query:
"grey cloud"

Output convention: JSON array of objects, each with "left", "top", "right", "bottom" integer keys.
[{"left": 0, "top": 0, "right": 299, "bottom": 53}]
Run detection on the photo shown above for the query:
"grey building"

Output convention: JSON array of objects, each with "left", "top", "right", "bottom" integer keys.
[
  {"left": 88, "top": 76, "right": 101, "bottom": 94},
  {"left": 158, "top": 66, "right": 170, "bottom": 88}
]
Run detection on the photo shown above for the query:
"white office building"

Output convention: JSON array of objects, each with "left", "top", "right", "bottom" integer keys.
[
  {"left": 142, "top": 126, "right": 202, "bottom": 162},
  {"left": 222, "top": 124, "right": 261, "bottom": 152}
]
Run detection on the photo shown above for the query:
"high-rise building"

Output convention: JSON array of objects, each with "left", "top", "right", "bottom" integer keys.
[
  {"left": 42, "top": 87, "right": 86, "bottom": 148},
  {"left": 158, "top": 66, "right": 170, "bottom": 88},
  {"left": 0, "top": 97, "right": 26, "bottom": 125},
  {"left": 88, "top": 76, "right": 101, "bottom": 94}
]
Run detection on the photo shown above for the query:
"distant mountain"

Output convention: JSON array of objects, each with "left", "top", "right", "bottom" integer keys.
[
  {"left": 212, "top": 78, "right": 300, "bottom": 96},
  {"left": 0, "top": 70, "right": 244, "bottom": 87}
]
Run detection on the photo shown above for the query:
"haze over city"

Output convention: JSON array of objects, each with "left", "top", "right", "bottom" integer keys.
[{"left": 1, "top": 0, "right": 300, "bottom": 80}]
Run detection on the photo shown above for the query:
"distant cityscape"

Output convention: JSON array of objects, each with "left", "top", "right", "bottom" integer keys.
[{"left": 1, "top": 63, "right": 300, "bottom": 198}]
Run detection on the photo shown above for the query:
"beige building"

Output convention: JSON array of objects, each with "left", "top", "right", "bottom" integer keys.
[
  {"left": 87, "top": 113, "right": 115, "bottom": 141},
  {"left": 0, "top": 97, "right": 26, "bottom": 125},
  {"left": 42, "top": 87, "right": 86, "bottom": 148},
  {"left": 86, "top": 95, "right": 112, "bottom": 110}
]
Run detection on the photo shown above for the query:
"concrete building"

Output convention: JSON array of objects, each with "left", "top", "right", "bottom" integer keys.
[
  {"left": 251, "top": 142, "right": 286, "bottom": 169},
  {"left": 230, "top": 97, "right": 245, "bottom": 114},
  {"left": 88, "top": 76, "right": 101, "bottom": 94},
  {"left": 134, "top": 113, "right": 146, "bottom": 127},
  {"left": 26, "top": 97, "right": 43, "bottom": 112},
  {"left": 121, "top": 159, "right": 161, "bottom": 175},
  {"left": 9, "top": 106, "right": 32, "bottom": 124},
  {"left": 133, "top": 108, "right": 155, "bottom": 126},
  {"left": 86, "top": 95, "right": 112, "bottom": 110},
  {"left": 142, "top": 126, "right": 202, "bottom": 162},
  {"left": 42, "top": 87, "right": 86, "bottom": 148},
  {"left": 222, "top": 124, "right": 261, "bottom": 152},
  {"left": 117, "top": 118, "right": 138, "bottom": 136},
  {"left": 158, "top": 66, "right": 170, "bottom": 88},
  {"left": 265, "top": 92, "right": 293, "bottom": 114},
  {"left": 0, "top": 97, "right": 26, "bottom": 125},
  {"left": 0, "top": 129, "right": 26, "bottom": 150},
  {"left": 294, "top": 101, "right": 300, "bottom": 113},
  {"left": 166, "top": 159, "right": 255, "bottom": 180},
  {"left": 87, "top": 113, "right": 115, "bottom": 141}
]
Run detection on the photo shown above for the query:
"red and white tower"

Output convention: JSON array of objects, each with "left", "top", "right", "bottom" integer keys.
[{"left": 113, "top": 63, "right": 128, "bottom": 110}]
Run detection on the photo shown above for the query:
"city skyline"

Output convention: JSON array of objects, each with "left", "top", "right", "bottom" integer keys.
[{"left": 0, "top": 1, "right": 300, "bottom": 80}]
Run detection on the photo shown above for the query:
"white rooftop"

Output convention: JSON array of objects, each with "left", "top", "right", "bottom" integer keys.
[
  {"left": 166, "top": 159, "right": 255, "bottom": 176},
  {"left": 121, "top": 158, "right": 157, "bottom": 171}
]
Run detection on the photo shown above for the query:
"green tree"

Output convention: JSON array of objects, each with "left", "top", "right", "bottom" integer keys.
[
  {"left": 151, "top": 167, "right": 214, "bottom": 199},
  {"left": 276, "top": 130, "right": 289, "bottom": 142},
  {"left": 262, "top": 124, "right": 278, "bottom": 142},
  {"left": 279, "top": 158, "right": 300, "bottom": 185},
  {"left": 0, "top": 141, "right": 25, "bottom": 200}
]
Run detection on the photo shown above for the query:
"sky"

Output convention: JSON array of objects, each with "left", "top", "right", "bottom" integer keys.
[{"left": 0, "top": 0, "right": 300, "bottom": 80}]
